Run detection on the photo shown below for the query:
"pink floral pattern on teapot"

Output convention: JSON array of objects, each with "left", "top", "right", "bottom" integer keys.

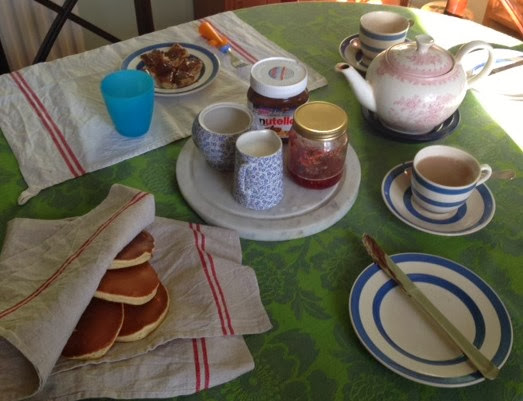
[
  {"left": 377, "top": 57, "right": 463, "bottom": 87},
  {"left": 386, "top": 93, "right": 456, "bottom": 133},
  {"left": 337, "top": 34, "right": 495, "bottom": 134}
]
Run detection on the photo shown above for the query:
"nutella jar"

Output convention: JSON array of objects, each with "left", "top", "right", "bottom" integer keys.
[
  {"left": 248, "top": 57, "right": 309, "bottom": 140},
  {"left": 287, "top": 101, "right": 349, "bottom": 189}
]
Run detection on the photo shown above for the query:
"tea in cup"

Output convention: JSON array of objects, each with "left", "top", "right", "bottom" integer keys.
[
  {"left": 192, "top": 102, "right": 253, "bottom": 171},
  {"left": 411, "top": 145, "right": 492, "bottom": 214},
  {"left": 233, "top": 129, "right": 284, "bottom": 210},
  {"left": 350, "top": 11, "right": 412, "bottom": 63}
]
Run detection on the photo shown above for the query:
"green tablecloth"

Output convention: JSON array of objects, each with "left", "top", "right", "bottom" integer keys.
[{"left": 0, "top": 3, "right": 521, "bottom": 400}]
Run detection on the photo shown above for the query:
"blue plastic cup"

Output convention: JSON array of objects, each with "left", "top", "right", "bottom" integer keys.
[{"left": 100, "top": 70, "right": 154, "bottom": 137}]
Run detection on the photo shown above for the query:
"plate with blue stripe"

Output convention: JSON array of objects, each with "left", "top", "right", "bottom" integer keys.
[
  {"left": 381, "top": 162, "right": 495, "bottom": 236},
  {"left": 349, "top": 253, "right": 512, "bottom": 387},
  {"left": 121, "top": 42, "right": 220, "bottom": 97}
]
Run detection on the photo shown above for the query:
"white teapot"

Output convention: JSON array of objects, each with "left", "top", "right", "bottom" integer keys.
[{"left": 336, "top": 35, "right": 495, "bottom": 134}]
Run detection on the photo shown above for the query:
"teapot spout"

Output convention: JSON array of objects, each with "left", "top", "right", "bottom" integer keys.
[{"left": 335, "top": 63, "right": 376, "bottom": 112}]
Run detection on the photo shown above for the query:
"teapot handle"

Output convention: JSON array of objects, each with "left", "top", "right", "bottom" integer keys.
[{"left": 455, "top": 41, "right": 496, "bottom": 88}]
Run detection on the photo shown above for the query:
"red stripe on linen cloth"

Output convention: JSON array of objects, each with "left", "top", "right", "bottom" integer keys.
[
  {"left": 224, "top": 35, "right": 258, "bottom": 64},
  {"left": 201, "top": 19, "right": 258, "bottom": 64},
  {"left": 192, "top": 338, "right": 210, "bottom": 392},
  {"left": 10, "top": 71, "right": 86, "bottom": 177},
  {"left": 201, "top": 338, "right": 210, "bottom": 389},
  {"left": 192, "top": 339, "right": 201, "bottom": 392},
  {"left": 0, "top": 191, "right": 150, "bottom": 319},
  {"left": 189, "top": 223, "right": 234, "bottom": 336},
  {"left": 196, "top": 224, "right": 235, "bottom": 335},
  {"left": 189, "top": 223, "right": 227, "bottom": 335}
]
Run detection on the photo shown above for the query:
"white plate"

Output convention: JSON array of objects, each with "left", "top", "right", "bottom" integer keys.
[
  {"left": 175, "top": 139, "right": 361, "bottom": 241},
  {"left": 349, "top": 252, "right": 512, "bottom": 387},
  {"left": 463, "top": 48, "right": 523, "bottom": 100},
  {"left": 339, "top": 34, "right": 369, "bottom": 73},
  {"left": 382, "top": 162, "right": 495, "bottom": 236},
  {"left": 121, "top": 42, "right": 220, "bottom": 97}
]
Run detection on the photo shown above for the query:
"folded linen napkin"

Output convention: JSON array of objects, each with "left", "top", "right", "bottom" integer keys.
[
  {"left": 0, "top": 12, "right": 328, "bottom": 205},
  {"left": 0, "top": 184, "right": 272, "bottom": 401}
]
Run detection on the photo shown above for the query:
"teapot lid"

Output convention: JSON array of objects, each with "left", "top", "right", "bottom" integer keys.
[{"left": 386, "top": 34, "right": 454, "bottom": 77}]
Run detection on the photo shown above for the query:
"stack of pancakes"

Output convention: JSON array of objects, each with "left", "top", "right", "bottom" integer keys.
[{"left": 62, "top": 231, "right": 170, "bottom": 360}]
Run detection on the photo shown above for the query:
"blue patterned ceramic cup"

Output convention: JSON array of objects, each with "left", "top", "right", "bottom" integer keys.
[
  {"left": 411, "top": 145, "right": 492, "bottom": 214},
  {"left": 233, "top": 129, "right": 284, "bottom": 210},
  {"left": 350, "top": 11, "right": 412, "bottom": 64},
  {"left": 192, "top": 102, "right": 253, "bottom": 171}
]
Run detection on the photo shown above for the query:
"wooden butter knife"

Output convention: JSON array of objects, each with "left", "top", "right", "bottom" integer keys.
[{"left": 361, "top": 234, "right": 500, "bottom": 380}]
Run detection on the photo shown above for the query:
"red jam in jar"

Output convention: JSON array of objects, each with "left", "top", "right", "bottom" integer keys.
[
  {"left": 248, "top": 57, "right": 309, "bottom": 140},
  {"left": 287, "top": 101, "right": 349, "bottom": 189}
]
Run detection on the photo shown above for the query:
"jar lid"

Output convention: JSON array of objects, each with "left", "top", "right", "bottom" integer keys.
[
  {"left": 386, "top": 34, "right": 454, "bottom": 77},
  {"left": 293, "top": 101, "right": 348, "bottom": 141},
  {"left": 250, "top": 57, "right": 308, "bottom": 99}
]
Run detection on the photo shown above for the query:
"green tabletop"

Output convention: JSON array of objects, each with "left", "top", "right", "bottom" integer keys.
[{"left": 1, "top": 3, "right": 522, "bottom": 401}]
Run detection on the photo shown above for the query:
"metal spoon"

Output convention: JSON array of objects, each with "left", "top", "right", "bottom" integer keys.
[{"left": 491, "top": 169, "right": 516, "bottom": 180}]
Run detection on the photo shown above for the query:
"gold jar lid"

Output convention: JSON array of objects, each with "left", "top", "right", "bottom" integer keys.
[{"left": 293, "top": 101, "right": 348, "bottom": 141}]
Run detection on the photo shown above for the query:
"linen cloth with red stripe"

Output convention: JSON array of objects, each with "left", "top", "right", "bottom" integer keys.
[
  {"left": 0, "top": 12, "right": 328, "bottom": 206},
  {"left": 0, "top": 184, "right": 271, "bottom": 401}
]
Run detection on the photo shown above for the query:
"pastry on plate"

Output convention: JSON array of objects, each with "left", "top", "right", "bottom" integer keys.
[{"left": 140, "top": 43, "right": 203, "bottom": 89}]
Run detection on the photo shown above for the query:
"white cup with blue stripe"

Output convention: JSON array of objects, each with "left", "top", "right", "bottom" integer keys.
[
  {"left": 354, "top": 11, "right": 412, "bottom": 66},
  {"left": 411, "top": 145, "right": 492, "bottom": 214}
]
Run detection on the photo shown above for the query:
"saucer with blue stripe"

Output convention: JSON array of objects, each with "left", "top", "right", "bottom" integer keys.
[
  {"left": 382, "top": 162, "right": 495, "bottom": 236},
  {"left": 339, "top": 34, "right": 369, "bottom": 74},
  {"left": 349, "top": 253, "right": 512, "bottom": 387}
]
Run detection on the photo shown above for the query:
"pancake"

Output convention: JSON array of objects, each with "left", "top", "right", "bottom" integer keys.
[
  {"left": 62, "top": 298, "right": 124, "bottom": 360},
  {"left": 116, "top": 282, "right": 170, "bottom": 342},
  {"left": 110, "top": 230, "right": 155, "bottom": 269},
  {"left": 94, "top": 261, "right": 160, "bottom": 305}
]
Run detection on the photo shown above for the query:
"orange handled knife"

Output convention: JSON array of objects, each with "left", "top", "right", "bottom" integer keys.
[
  {"left": 199, "top": 21, "right": 249, "bottom": 68},
  {"left": 199, "top": 21, "right": 231, "bottom": 54}
]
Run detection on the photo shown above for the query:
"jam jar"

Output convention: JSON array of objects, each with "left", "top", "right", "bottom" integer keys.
[
  {"left": 287, "top": 101, "right": 349, "bottom": 189},
  {"left": 247, "top": 57, "right": 309, "bottom": 140}
]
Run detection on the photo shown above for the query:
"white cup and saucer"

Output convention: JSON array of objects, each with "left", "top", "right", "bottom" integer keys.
[
  {"left": 339, "top": 11, "right": 412, "bottom": 74},
  {"left": 381, "top": 145, "right": 496, "bottom": 236}
]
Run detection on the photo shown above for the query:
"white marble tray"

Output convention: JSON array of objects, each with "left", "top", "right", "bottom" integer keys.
[{"left": 176, "top": 139, "right": 361, "bottom": 241}]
